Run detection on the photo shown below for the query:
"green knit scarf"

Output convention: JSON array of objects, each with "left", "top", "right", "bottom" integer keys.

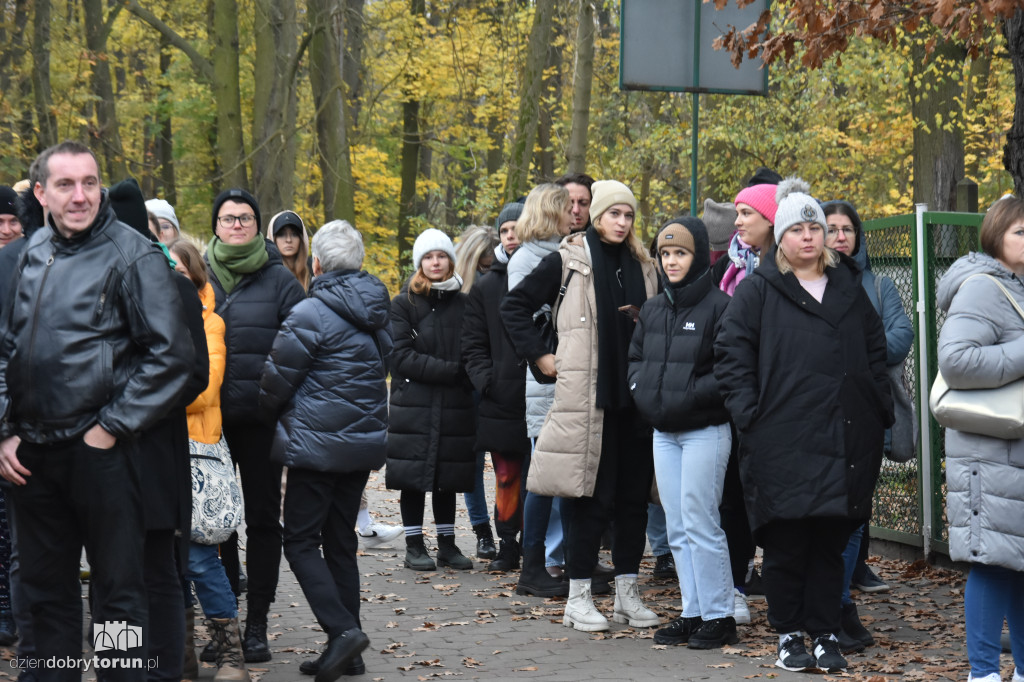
[{"left": 207, "top": 236, "right": 269, "bottom": 295}]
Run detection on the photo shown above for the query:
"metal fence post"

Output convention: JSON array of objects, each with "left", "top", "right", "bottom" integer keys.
[{"left": 914, "top": 203, "right": 933, "bottom": 559}]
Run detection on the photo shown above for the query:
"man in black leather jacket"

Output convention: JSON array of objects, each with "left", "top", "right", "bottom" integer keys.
[{"left": 0, "top": 141, "right": 194, "bottom": 680}]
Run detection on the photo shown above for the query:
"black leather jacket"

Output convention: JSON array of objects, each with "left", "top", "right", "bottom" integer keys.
[{"left": 0, "top": 194, "right": 194, "bottom": 444}]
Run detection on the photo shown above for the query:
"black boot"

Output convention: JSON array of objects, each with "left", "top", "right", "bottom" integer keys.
[
  {"left": 242, "top": 604, "right": 272, "bottom": 663},
  {"left": 404, "top": 535, "right": 436, "bottom": 571},
  {"left": 0, "top": 609, "right": 17, "bottom": 647},
  {"left": 472, "top": 523, "right": 497, "bottom": 560},
  {"left": 840, "top": 601, "right": 875, "bottom": 649},
  {"left": 436, "top": 535, "right": 473, "bottom": 570},
  {"left": 515, "top": 546, "right": 569, "bottom": 597},
  {"left": 488, "top": 521, "right": 521, "bottom": 571}
]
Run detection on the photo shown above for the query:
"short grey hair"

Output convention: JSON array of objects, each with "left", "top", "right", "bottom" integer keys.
[{"left": 312, "top": 220, "right": 364, "bottom": 272}]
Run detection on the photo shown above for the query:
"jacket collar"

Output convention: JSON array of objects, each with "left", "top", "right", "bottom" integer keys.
[{"left": 757, "top": 246, "right": 862, "bottom": 327}]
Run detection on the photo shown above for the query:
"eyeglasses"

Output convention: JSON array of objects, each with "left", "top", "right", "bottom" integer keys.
[
  {"left": 826, "top": 227, "right": 856, "bottom": 240},
  {"left": 217, "top": 213, "right": 256, "bottom": 228}
]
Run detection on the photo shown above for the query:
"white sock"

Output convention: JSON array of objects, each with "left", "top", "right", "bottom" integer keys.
[
  {"left": 404, "top": 525, "right": 423, "bottom": 537},
  {"left": 436, "top": 523, "right": 455, "bottom": 536},
  {"left": 356, "top": 508, "right": 372, "bottom": 533},
  {"left": 616, "top": 573, "right": 638, "bottom": 580}
]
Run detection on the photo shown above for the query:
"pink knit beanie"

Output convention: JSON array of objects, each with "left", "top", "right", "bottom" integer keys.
[{"left": 734, "top": 183, "right": 779, "bottom": 224}]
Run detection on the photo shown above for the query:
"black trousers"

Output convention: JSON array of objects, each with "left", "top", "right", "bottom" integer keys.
[
  {"left": 220, "top": 420, "right": 282, "bottom": 616},
  {"left": 561, "top": 407, "right": 653, "bottom": 580},
  {"left": 282, "top": 468, "right": 368, "bottom": 637},
  {"left": 143, "top": 529, "right": 183, "bottom": 681},
  {"left": 12, "top": 438, "right": 148, "bottom": 682},
  {"left": 720, "top": 433, "right": 755, "bottom": 588},
  {"left": 399, "top": 490, "right": 456, "bottom": 528},
  {"left": 760, "top": 517, "right": 857, "bottom": 638}
]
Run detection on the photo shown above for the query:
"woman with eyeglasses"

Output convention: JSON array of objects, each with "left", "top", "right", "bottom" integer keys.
[
  {"left": 822, "top": 200, "right": 913, "bottom": 654},
  {"left": 204, "top": 189, "right": 307, "bottom": 664},
  {"left": 715, "top": 179, "right": 892, "bottom": 675}
]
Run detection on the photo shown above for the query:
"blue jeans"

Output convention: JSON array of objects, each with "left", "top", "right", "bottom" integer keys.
[
  {"left": 522, "top": 442, "right": 564, "bottom": 564},
  {"left": 463, "top": 451, "right": 491, "bottom": 527},
  {"left": 545, "top": 497, "right": 564, "bottom": 568},
  {"left": 186, "top": 543, "right": 237, "bottom": 619},
  {"left": 647, "top": 503, "right": 669, "bottom": 556},
  {"left": 653, "top": 424, "right": 733, "bottom": 620},
  {"left": 840, "top": 524, "right": 864, "bottom": 606},
  {"left": 965, "top": 563, "right": 1024, "bottom": 677}
]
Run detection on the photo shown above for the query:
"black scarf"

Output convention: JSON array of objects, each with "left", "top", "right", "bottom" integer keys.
[{"left": 585, "top": 227, "right": 646, "bottom": 409}]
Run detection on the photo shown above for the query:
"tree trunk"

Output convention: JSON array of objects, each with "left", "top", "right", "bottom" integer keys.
[
  {"left": 308, "top": 0, "right": 355, "bottom": 224},
  {"left": 503, "top": 0, "right": 556, "bottom": 200},
  {"left": 908, "top": 35, "right": 965, "bottom": 211},
  {"left": 566, "top": 0, "right": 594, "bottom": 174},
  {"left": 252, "top": 0, "right": 298, "bottom": 216},
  {"left": 396, "top": 0, "right": 425, "bottom": 275},
  {"left": 82, "top": 0, "right": 129, "bottom": 180},
  {"left": 32, "top": 0, "right": 58, "bottom": 152},
  {"left": 486, "top": 113, "right": 502, "bottom": 175},
  {"left": 1003, "top": 11, "right": 1024, "bottom": 197},
  {"left": 342, "top": 0, "right": 366, "bottom": 131},
  {"left": 157, "top": 33, "right": 176, "bottom": 204},
  {"left": 211, "top": 0, "right": 248, "bottom": 190}
]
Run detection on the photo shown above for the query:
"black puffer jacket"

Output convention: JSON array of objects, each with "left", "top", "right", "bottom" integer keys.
[
  {"left": 627, "top": 272, "right": 731, "bottom": 432},
  {"left": 462, "top": 261, "right": 530, "bottom": 456},
  {"left": 0, "top": 196, "right": 194, "bottom": 443},
  {"left": 385, "top": 286, "right": 475, "bottom": 493},
  {"left": 259, "top": 269, "right": 393, "bottom": 473},
  {"left": 206, "top": 241, "right": 306, "bottom": 422},
  {"left": 714, "top": 249, "right": 893, "bottom": 535}
]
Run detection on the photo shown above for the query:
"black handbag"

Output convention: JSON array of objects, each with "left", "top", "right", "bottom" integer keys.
[{"left": 527, "top": 269, "right": 575, "bottom": 384}]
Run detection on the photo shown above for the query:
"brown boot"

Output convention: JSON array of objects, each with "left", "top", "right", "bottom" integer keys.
[
  {"left": 183, "top": 607, "right": 199, "bottom": 680},
  {"left": 207, "top": 617, "right": 250, "bottom": 681}
]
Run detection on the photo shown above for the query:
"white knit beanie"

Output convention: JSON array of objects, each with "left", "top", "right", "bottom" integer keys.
[
  {"left": 145, "top": 198, "right": 179, "bottom": 231},
  {"left": 412, "top": 228, "right": 457, "bottom": 271},
  {"left": 589, "top": 180, "right": 637, "bottom": 223},
  {"left": 773, "top": 177, "right": 827, "bottom": 243}
]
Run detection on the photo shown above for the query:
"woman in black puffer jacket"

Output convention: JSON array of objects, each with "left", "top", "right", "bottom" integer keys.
[{"left": 386, "top": 229, "right": 476, "bottom": 572}]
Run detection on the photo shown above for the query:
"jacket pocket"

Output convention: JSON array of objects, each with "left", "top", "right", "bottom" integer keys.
[{"left": 93, "top": 269, "right": 118, "bottom": 325}]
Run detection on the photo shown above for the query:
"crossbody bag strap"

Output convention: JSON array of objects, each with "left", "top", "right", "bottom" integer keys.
[
  {"left": 551, "top": 267, "right": 575, "bottom": 329},
  {"left": 966, "top": 274, "right": 1024, "bottom": 322}
]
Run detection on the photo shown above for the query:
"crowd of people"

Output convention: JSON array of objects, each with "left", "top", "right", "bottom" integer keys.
[{"left": 0, "top": 141, "right": 1018, "bottom": 682}]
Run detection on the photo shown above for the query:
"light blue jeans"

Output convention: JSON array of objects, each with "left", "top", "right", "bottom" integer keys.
[
  {"left": 653, "top": 423, "right": 733, "bottom": 620},
  {"left": 965, "top": 563, "right": 1024, "bottom": 678},
  {"left": 647, "top": 503, "right": 670, "bottom": 556}
]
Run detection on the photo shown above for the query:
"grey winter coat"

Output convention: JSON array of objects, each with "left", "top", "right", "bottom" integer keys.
[
  {"left": 506, "top": 237, "right": 561, "bottom": 438},
  {"left": 936, "top": 252, "right": 1024, "bottom": 572},
  {"left": 259, "top": 270, "right": 392, "bottom": 474}
]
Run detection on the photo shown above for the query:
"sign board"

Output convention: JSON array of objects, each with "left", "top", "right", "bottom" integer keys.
[{"left": 620, "top": 0, "right": 769, "bottom": 95}]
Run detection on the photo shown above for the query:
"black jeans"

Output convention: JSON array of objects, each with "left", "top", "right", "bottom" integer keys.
[
  {"left": 760, "top": 517, "right": 857, "bottom": 638},
  {"left": 282, "top": 468, "right": 369, "bottom": 637},
  {"left": 561, "top": 408, "right": 653, "bottom": 579},
  {"left": 12, "top": 438, "right": 147, "bottom": 682},
  {"left": 220, "top": 420, "right": 282, "bottom": 617},
  {"left": 720, "top": 433, "right": 756, "bottom": 588},
  {"left": 399, "top": 490, "right": 456, "bottom": 528},
  {"left": 144, "top": 529, "right": 183, "bottom": 681}
]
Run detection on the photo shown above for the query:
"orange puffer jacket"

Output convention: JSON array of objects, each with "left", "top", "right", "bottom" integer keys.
[{"left": 187, "top": 282, "right": 227, "bottom": 444}]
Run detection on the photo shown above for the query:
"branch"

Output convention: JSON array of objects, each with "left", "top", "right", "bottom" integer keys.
[
  {"left": 100, "top": 3, "right": 125, "bottom": 44},
  {"left": 123, "top": 0, "right": 215, "bottom": 82}
]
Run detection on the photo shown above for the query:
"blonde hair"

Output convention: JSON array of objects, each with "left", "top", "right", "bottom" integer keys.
[
  {"left": 592, "top": 209, "right": 653, "bottom": 265},
  {"left": 515, "top": 184, "right": 570, "bottom": 244},
  {"left": 454, "top": 224, "right": 499, "bottom": 292},
  {"left": 776, "top": 243, "right": 839, "bottom": 276}
]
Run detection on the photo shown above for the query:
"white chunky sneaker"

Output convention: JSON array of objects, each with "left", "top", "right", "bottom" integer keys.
[
  {"left": 358, "top": 522, "right": 404, "bottom": 548},
  {"left": 612, "top": 575, "right": 661, "bottom": 628},
  {"left": 563, "top": 579, "right": 609, "bottom": 632},
  {"left": 967, "top": 674, "right": 1001, "bottom": 682},
  {"left": 1012, "top": 667, "right": 1023, "bottom": 682},
  {"left": 733, "top": 588, "right": 751, "bottom": 624}
]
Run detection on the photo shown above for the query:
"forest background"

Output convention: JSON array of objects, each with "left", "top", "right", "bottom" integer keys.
[{"left": 0, "top": 0, "right": 1018, "bottom": 290}]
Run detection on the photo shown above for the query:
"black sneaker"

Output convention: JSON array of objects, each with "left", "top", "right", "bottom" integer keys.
[
  {"left": 653, "top": 616, "right": 702, "bottom": 645},
  {"left": 775, "top": 633, "right": 816, "bottom": 672},
  {"left": 812, "top": 634, "right": 848, "bottom": 673},
  {"left": 851, "top": 566, "right": 889, "bottom": 593},
  {"left": 652, "top": 553, "right": 676, "bottom": 579},
  {"left": 688, "top": 617, "right": 739, "bottom": 650},
  {"left": 744, "top": 568, "right": 765, "bottom": 597}
]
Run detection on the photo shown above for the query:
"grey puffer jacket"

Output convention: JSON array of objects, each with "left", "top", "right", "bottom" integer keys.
[
  {"left": 506, "top": 237, "right": 561, "bottom": 438},
  {"left": 936, "top": 252, "right": 1024, "bottom": 572},
  {"left": 259, "top": 269, "right": 392, "bottom": 474}
]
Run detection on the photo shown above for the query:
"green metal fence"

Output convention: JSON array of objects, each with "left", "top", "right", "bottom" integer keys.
[{"left": 861, "top": 208, "right": 983, "bottom": 557}]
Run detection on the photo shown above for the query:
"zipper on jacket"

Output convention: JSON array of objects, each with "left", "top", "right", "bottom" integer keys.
[
  {"left": 93, "top": 269, "right": 117, "bottom": 324},
  {"left": 24, "top": 250, "right": 56, "bottom": 414},
  {"left": 660, "top": 306, "right": 675, "bottom": 395}
]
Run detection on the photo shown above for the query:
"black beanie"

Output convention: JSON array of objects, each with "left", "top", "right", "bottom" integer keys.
[
  {"left": 109, "top": 178, "right": 157, "bottom": 243},
  {"left": 0, "top": 186, "right": 18, "bottom": 217},
  {"left": 656, "top": 216, "right": 710, "bottom": 289},
  {"left": 212, "top": 188, "right": 261, "bottom": 235},
  {"left": 746, "top": 167, "right": 783, "bottom": 187}
]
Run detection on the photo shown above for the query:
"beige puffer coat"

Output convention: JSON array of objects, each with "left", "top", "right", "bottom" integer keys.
[{"left": 527, "top": 232, "right": 658, "bottom": 498}]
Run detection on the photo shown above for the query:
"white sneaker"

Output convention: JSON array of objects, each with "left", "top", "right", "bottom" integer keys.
[
  {"left": 563, "top": 579, "right": 609, "bottom": 632},
  {"left": 1013, "top": 668, "right": 1023, "bottom": 682},
  {"left": 358, "top": 522, "right": 404, "bottom": 548},
  {"left": 967, "top": 673, "right": 1002, "bottom": 682},
  {"left": 612, "top": 575, "right": 661, "bottom": 627},
  {"left": 733, "top": 588, "right": 751, "bottom": 624}
]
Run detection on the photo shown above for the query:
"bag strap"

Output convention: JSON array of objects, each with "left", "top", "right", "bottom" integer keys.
[
  {"left": 551, "top": 267, "right": 575, "bottom": 327},
  {"left": 963, "top": 274, "right": 1024, "bottom": 322}
]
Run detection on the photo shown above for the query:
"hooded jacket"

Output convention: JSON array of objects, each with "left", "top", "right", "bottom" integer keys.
[
  {"left": 0, "top": 193, "right": 194, "bottom": 443},
  {"left": 187, "top": 283, "right": 227, "bottom": 445},
  {"left": 259, "top": 269, "right": 392, "bottom": 473},
  {"left": 385, "top": 285, "right": 476, "bottom": 493},
  {"left": 714, "top": 248, "right": 893, "bottom": 534},
  {"left": 936, "top": 252, "right": 1024, "bottom": 572},
  {"left": 852, "top": 237, "right": 913, "bottom": 367},
  {"left": 206, "top": 240, "right": 307, "bottom": 422}
]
